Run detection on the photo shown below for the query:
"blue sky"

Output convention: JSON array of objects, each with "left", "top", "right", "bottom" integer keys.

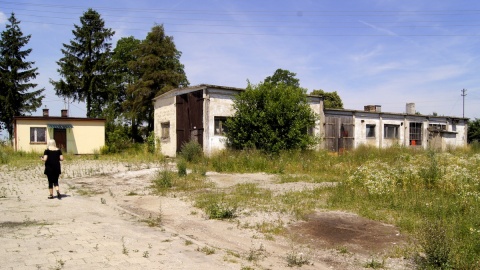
[{"left": 1, "top": 0, "right": 480, "bottom": 121}]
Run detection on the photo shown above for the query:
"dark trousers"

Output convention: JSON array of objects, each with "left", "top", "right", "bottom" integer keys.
[{"left": 47, "top": 174, "right": 59, "bottom": 189}]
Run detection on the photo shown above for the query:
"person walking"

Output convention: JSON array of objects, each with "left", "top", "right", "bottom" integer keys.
[{"left": 41, "top": 139, "right": 64, "bottom": 199}]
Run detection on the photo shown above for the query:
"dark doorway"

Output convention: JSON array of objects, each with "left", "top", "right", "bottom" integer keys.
[
  {"left": 176, "top": 90, "right": 204, "bottom": 152},
  {"left": 54, "top": 129, "right": 67, "bottom": 152}
]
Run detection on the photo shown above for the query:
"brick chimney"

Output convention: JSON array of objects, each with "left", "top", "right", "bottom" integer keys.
[
  {"left": 43, "top": 108, "right": 49, "bottom": 117},
  {"left": 364, "top": 105, "right": 381, "bottom": 112},
  {"left": 61, "top": 109, "right": 68, "bottom": 117}
]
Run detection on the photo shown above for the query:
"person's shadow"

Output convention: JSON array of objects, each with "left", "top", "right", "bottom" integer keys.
[{"left": 57, "top": 194, "right": 71, "bottom": 199}]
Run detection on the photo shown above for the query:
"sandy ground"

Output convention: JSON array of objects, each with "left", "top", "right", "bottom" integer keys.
[{"left": 0, "top": 158, "right": 414, "bottom": 269}]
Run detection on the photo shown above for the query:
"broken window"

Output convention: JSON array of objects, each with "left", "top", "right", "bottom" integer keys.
[
  {"left": 409, "top": 122, "right": 422, "bottom": 145},
  {"left": 214, "top": 116, "right": 229, "bottom": 136},
  {"left": 429, "top": 124, "right": 446, "bottom": 131},
  {"left": 366, "top": 124, "right": 376, "bottom": 138},
  {"left": 384, "top": 124, "right": 399, "bottom": 139},
  {"left": 161, "top": 122, "right": 170, "bottom": 140}
]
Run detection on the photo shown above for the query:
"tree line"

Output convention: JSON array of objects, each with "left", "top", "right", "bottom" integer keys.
[
  {"left": 3, "top": 9, "right": 477, "bottom": 151},
  {"left": 0, "top": 9, "right": 188, "bottom": 148}
]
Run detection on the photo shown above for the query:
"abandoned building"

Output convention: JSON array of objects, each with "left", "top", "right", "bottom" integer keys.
[{"left": 153, "top": 84, "right": 468, "bottom": 156}]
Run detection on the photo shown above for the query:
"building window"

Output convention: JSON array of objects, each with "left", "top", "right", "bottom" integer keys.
[
  {"left": 409, "top": 122, "right": 422, "bottom": 145},
  {"left": 161, "top": 122, "right": 170, "bottom": 140},
  {"left": 384, "top": 124, "right": 399, "bottom": 139},
  {"left": 30, "top": 127, "right": 46, "bottom": 143},
  {"left": 214, "top": 116, "right": 229, "bottom": 135},
  {"left": 429, "top": 124, "right": 446, "bottom": 131},
  {"left": 366, "top": 124, "right": 376, "bottom": 138}
]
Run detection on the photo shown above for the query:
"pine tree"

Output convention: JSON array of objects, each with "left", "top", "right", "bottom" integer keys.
[
  {"left": 125, "top": 24, "right": 189, "bottom": 134},
  {"left": 50, "top": 8, "right": 114, "bottom": 118},
  {"left": 0, "top": 13, "right": 44, "bottom": 139}
]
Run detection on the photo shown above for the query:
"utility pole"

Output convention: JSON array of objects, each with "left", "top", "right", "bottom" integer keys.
[{"left": 461, "top": 88, "right": 467, "bottom": 118}]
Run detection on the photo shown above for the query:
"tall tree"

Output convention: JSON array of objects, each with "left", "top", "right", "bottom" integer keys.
[
  {"left": 50, "top": 8, "right": 114, "bottom": 118},
  {"left": 111, "top": 36, "right": 141, "bottom": 113},
  {"left": 264, "top": 68, "right": 300, "bottom": 88},
  {"left": 310, "top": 89, "right": 343, "bottom": 109},
  {"left": 0, "top": 13, "right": 44, "bottom": 139},
  {"left": 125, "top": 24, "right": 188, "bottom": 134},
  {"left": 225, "top": 70, "right": 317, "bottom": 153},
  {"left": 467, "top": 118, "right": 480, "bottom": 143},
  {"left": 105, "top": 36, "right": 141, "bottom": 142}
]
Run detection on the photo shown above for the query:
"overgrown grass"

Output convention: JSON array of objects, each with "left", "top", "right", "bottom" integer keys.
[
  {"left": 205, "top": 145, "right": 480, "bottom": 268},
  {"left": 4, "top": 141, "right": 480, "bottom": 269}
]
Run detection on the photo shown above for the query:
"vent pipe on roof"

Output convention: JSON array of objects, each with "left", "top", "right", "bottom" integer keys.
[{"left": 406, "top": 103, "right": 415, "bottom": 114}]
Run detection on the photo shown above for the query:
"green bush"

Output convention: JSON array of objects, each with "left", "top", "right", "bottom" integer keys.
[
  {"left": 103, "top": 127, "right": 132, "bottom": 154},
  {"left": 0, "top": 147, "right": 9, "bottom": 164},
  {"left": 224, "top": 75, "right": 317, "bottom": 154},
  {"left": 177, "top": 158, "right": 187, "bottom": 176},
  {"left": 152, "top": 170, "right": 175, "bottom": 193},
  {"left": 145, "top": 131, "right": 157, "bottom": 154},
  {"left": 419, "top": 151, "right": 442, "bottom": 189},
  {"left": 179, "top": 141, "right": 203, "bottom": 162},
  {"left": 417, "top": 219, "right": 452, "bottom": 269}
]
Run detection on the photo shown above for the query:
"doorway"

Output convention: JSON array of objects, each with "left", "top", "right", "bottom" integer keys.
[{"left": 54, "top": 128, "right": 67, "bottom": 152}]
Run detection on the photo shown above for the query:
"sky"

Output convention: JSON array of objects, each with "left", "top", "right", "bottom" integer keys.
[{"left": 1, "top": 0, "right": 480, "bottom": 124}]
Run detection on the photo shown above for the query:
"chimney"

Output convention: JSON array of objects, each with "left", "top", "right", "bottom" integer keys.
[
  {"left": 42, "top": 108, "right": 49, "bottom": 117},
  {"left": 61, "top": 109, "right": 68, "bottom": 117},
  {"left": 406, "top": 103, "right": 415, "bottom": 114},
  {"left": 364, "top": 105, "right": 381, "bottom": 112}
]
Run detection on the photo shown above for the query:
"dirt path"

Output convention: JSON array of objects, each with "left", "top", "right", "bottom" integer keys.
[{"left": 0, "top": 160, "right": 413, "bottom": 269}]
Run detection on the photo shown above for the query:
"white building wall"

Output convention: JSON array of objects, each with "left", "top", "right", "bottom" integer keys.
[
  {"left": 380, "top": 115, "right": 406, "bottom": 148},
  {"left": 449, "top": 119, "right": 468, "bottom": 147},
  {"left": 204, "top": 91, "right": 237, "bottom": 156},
  {"left": 354, "top": 114, "right": 381, "bottom": 148},
  {"left": 153, "top": 94, "right": 177, "bottom": 157},
  {"left": 307, "top": 96, "right": 324, "bottom": 141}
]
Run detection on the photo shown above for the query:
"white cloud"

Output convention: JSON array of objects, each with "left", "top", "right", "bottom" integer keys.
[{"left": 0, "top": 11, "right": 7, "bottom": 24}]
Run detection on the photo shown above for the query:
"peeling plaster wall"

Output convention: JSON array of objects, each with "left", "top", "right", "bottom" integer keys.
[{"left": 153, "top": 94, "right": 177, "bottom": 157}]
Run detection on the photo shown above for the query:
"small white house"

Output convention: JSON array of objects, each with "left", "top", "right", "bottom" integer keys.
[{"left": 153, "top": 84, "right": 324, "bottom": 157}]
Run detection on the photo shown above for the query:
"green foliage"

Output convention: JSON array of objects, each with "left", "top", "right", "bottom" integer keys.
[
  {"left": 470, "top": 140, "right": 480, "bottom": 152},
  {"left": 194, "top": 193, "right": 237, "bottom": 219},
  {"left": 102, "top": 125, "right": 132, "bottom": 154},
  {"left": 417, "top": 219, "right": 452, "bottom": 269},
  {"left": 330, "top": 148, "right": 480, "bottom": 269},
  {"left": 263, "top": 68, "right": 300, "bottom": 87},
  {"left": 363, "top": 258, "right": 385, "bottom": 269},
  {"left": 110, "top": 36, "right": 142, "bottom": 141},
  {"left": 225, "top": 73, "right": 317, "bottom": 153},
  {"left": 50, "top": 8, "right": 115, "bottom": 118},
  {"left": 0, "top": 12, "right": 44, "bottom": 138},
  {"left": 153, "top": 169, "right": 175, "bottom": 193},
  {"left": 310, "top": 89, "right": 344, "bottom": 109},
  {"left": 419, "top": 150, "right": 441, "bottom": 189},
  {"left": 145, "top": 131, "right": 157, "bottom": 154},
  {"left": 467, "top": 118, "right": 480, "bottom": 143},
  {"left": 177, "top": 158, "right": 187, "bottom": 176},
  {"left": 179, "top": 141, "right": 203, "bottom": 163},
  {"left": 0, "top": 143, "right": 11, "bottom": 164},
  {"left": 124, "top": 24, "right": 189, "bottom": 132}
]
